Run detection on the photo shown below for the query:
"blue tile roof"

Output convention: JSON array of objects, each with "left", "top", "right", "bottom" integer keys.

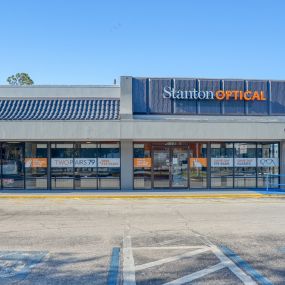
[{"left": 0, "top": 99, "right": 120, "bottom": 120}]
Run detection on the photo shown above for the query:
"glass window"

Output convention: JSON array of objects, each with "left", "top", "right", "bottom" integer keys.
[
  {"left": 257, "top": 143, "right": 279, "bottom": 188},
  {"left": 189, "top": 143, "right": 207, "bottom": 188},
  {"left": 234, "top": 143, "right": 257, "bottom": 188},
  {"left": 25, "top": 143, "right": 48, "bottom": 189},
  {"left": 74, "top": 143, "right": 97, "bottom": 190},
  {"left": 134, "top": 143, "right": 152, "bottom": 189},
  {"left": 211, "top": 143, "right": 233, "bottom": 188},
  {"left": 51, "top": 143, "right": 74, "bottom": 189},
  {"left": 152, "top": 146, "right": 170, "bottom": 188},
  {"left": 98, "top": 142, "right": 120, "bottom": 189},
  {"left": 1, "top": 143, "right": 24, "bottom": 189}
]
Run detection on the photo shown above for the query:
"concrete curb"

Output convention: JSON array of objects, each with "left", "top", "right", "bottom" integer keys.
[{"left": 0, "top": 194, "right": 284, "bottom": 199}]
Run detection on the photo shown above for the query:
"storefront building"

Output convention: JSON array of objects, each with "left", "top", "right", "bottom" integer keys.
[{"left": 0, "top": 76, "right": 284, "bottom": 190}]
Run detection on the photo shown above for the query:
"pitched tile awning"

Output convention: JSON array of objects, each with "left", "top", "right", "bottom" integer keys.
[{"left": 0, "top": 99, "right": 120, "bottom": 120}]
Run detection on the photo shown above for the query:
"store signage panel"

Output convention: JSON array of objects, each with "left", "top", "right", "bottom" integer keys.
[
  {"left": 211, "top": 158, "right": 233, "bottom": 167},
  {"left": 25, "top": 158, "right": 47, "bottom": 168},
  {"left": 234, "top": 158, "right": 256, "bottom": 167},
  {"left": 134, "top": 158, "right": 152, "bottom": 168},
  {"left": 163, "top": 87, "right": 266, "bottom": 101},
  {"left": 257, "top": 158, "right": 279, "bottom": 167},
  {"left": 51, "top": 158, "right": 97, "bottom": 168},
  {"left": 189, "top": 158, "right": 207, "bottom": 168},
  {"left": 51, "top": 158, "right": 120, "bottom": 168},
  {"left": 131, "top": 78, "right": 284, "bottom": 115},
  {"left": 98, "top": 158, "right": 120, "bottom": 168}
]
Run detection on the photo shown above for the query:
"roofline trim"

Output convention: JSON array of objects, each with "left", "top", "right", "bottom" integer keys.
[
  {"left": 0, "top": 85, "right": 120, "bottom": 88},
  {"left": 0, "top": 97, "right": 120, "bottom": 100}
]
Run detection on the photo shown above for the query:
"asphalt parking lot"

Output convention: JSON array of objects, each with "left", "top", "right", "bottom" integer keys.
[{"left": 0, "top": 197, "right": 284, "bottom": 284}]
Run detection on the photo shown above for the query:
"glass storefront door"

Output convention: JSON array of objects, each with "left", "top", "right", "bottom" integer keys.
[
  {"left": 2, "top": 143, "right": 25, "bottom": 189},
  {"left": 153, "top": 147, "right": 170, "bottom": 188},
  {"left": 153, "top": 146, "right": 188, "bottom": 189},
  {"left": 74, "top": 143, "right": 98, "bottom": 190},
  {"left": 171, "top": 147, "right": 188, "bottom": 188}
]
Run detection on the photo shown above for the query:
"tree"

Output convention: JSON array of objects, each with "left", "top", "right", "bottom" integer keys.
[{"left": 7, "top": 73, "right": 34, "bottom": 86}]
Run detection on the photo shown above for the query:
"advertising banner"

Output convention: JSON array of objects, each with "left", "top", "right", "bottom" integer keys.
[
  {"left": 51, "top": 158, "right": 98, "bottom": 168},
  {"left": 134, "top": 158, "right": 152, "bottom": 168},
  {"left": 98, "top": 158, "right": 120, "bottom": 168},
  {"left": 234, "top": 158, "right": 256, "bottom": 167},
  {"left": 189, "top": 158, "right": 207, "bottom": 168},
  {"left": 211, "top": 158, "right": 233, "bottom": 167},
  {"left": 25, "top": 158, "right": 47, "bottom": 168},
  {"left": 257, "top": 158, "right": 279, "bottom": 167}
]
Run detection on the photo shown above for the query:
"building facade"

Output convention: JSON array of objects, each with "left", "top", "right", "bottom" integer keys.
[{"left": 0, "top": 76, "right": 284, "bottom": 190}]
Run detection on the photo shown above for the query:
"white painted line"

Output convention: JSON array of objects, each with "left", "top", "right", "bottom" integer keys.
[
  {"left": 162, "top": 262, "right": 225, "bottom": 285},
  {"left": 211, "top": 246, "right": 257, "bottom": 285},
  {"left": 135, "top": 247, "right": 210, "bottom": 271},
  {"left": 156, "top": 238, "right": 184, "bottom": 246},
  {"left": 133, "top": 246, "right": 206, "bottom": 250},
  {"left": 123, "top": 236, "right": 136, "bottom": 285}
]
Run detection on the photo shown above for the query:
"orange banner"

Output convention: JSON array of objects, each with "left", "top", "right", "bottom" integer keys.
[
  {"left": 189, "top": 158, "right": 207, "bottom": 168},
  {"left": 25, "top": 158, "right": 47, "bottom": 168},
  {"left": 134, "top": 158, "right": 152, "bottom": 168}
]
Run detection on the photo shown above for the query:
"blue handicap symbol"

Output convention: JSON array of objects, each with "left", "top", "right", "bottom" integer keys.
[{"left": 0, "top": 251, "right": 48, "bottom": 279}]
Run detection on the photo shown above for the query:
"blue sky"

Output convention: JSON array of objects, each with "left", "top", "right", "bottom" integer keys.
[{"left": 1, "top": 0, "right": 285, "bottom": 84}]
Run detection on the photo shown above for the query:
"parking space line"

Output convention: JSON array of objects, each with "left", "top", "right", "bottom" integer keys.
[
  {"left": 123, "top": 236, "right": 136, "bottom": 285},
  {"left": 132, "top": 246, "right": 205, "bottom": 250},
  {"left": 107, "top": 247, "right": 120, "bottom": 285},
  {"left": 219, "top": 245, "right": 273, "bottom": 285},
  {"left": 135, "top": 247, "right": 210, "bottom": 271},
  {"left": 211, "top": 245, "right": 257, "bottom": 284},
  {"left": 124, "top": 236, "right": 266, "bottom": 285},
  {"left": 162, "top": 262, "right": 225, "bottom": 285}
]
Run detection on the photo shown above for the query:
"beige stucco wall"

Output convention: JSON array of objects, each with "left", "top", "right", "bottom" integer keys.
[
  {"left": 0, "top": 118, "right": 284, "bottom": 141},
  {"left": 120, "top": 118, "right": 285, "bottom": 141}
]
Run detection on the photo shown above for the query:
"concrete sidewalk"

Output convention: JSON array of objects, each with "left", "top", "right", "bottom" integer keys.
[{"left": 0, "top": 189, "right": 284, "bottom": 199}]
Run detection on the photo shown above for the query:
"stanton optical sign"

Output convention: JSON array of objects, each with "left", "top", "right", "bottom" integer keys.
[{"left": 163, "top": 87, "right": 266, "bottom": 101}]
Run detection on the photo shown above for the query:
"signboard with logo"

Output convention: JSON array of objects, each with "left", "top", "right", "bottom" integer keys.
[
  {"left": 162, "top": 87, "right": 266, "bottom": 101},
  {"left": 51, "top": 158, "right": 98, "bottom": 168},
  {"left": 134, "top": 158, "right": 152, "bottom": 168},
  {"left": 131, "top": 77, "right": 285, "bottom": 115}
]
